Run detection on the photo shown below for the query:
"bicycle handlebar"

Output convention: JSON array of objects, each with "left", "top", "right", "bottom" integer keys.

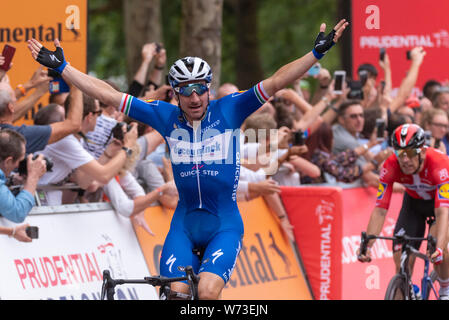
[
  {"left": 100, "top": 266, "right": 200, "bottom": 300},
  {"left": 358, "top": 231, "right": 437, "bottom": 263}
]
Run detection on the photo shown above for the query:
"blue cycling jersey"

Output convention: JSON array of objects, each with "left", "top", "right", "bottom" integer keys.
[{"left": 120, "top": 81, "right": 269, "bottom": 282}]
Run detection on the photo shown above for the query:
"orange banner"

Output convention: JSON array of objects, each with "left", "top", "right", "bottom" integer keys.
[
  {"left": 1, "top": 0, "right": 87, "bottom": 125},
  {"left": 133, "top": 198, "right": 312, "bottom": 300}
]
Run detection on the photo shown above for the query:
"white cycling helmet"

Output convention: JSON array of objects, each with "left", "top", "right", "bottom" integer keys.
[{"left": 168, "top": 56, "right": 212, "bottom": 88}]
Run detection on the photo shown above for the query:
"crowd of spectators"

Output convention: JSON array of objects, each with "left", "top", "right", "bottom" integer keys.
[{"left": 0, "top": 41, "right": 445, "bottom": 244}]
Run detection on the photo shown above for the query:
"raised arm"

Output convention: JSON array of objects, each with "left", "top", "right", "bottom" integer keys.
[
  {"left": 389, "top": 47, "right": 426, "bottom": 113},
  {"left": 27, "top": 38, "right": 123, "bottom": 108},
  {"left": 262, "top": 20, "right": 348, "bottom": 97}
]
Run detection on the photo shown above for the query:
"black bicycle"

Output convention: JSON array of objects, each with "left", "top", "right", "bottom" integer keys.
[
  {"left": 100, "top": 265, "right": 200, "bottom": 300},
  {"left": 359, "top": 219, "right": 439, "bottom": 300}
]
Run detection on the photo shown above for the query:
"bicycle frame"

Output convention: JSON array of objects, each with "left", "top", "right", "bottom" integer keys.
[{"left": 359, "top": 230, "right": 437, "bottom": 300}]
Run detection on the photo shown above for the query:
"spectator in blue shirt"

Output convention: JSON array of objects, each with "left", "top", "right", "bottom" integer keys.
[{"left": 0, "top": 129, "right": 47, "bottom": 223}]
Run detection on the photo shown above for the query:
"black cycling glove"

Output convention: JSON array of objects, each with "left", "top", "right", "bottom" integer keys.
[
  {"left": 36, "top": 45, "right": 68, "bottom": 74},
  {"left": 312, "top": 28, "right": 336, "bottom": 60}
]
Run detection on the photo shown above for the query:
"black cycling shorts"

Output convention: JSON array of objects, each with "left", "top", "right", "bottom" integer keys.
[{"left": 393, "top": 192, "right": 434, "bottom": 251}]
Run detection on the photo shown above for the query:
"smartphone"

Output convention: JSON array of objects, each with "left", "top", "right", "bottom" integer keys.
[
  {"left": 376, "top": 118, "right": 386, "bottom": 139},
  {"left": 333, "top": 70, "right": 346, "bottom": 94},
  {"left": 293, "top": 130, "right": 305, "bottom": 146},
  {"left": 380, "top": 48, "right": 386, "bottom": 61},
  {"left": 307, "top": 63, "right": 321, "bottom": 77},
  {"left": 347, "top": 80, "right": 364, "bottom": 100},
  {"left": 358, "top": 69, "right": 368, "bottom": 86},
  {"left": 26, "top": 226, "right": 39, "bottom": 239},
  {"left": 0, "top": 44, "right": 16, "bottom": 71},
  {"left": 406, "top": 50, "right": 412, "bottom": 60}
]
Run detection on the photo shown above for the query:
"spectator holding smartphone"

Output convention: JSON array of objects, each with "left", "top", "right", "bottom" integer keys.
[{"left": 0, "top": 129, "right": 47, "bottom": 223}]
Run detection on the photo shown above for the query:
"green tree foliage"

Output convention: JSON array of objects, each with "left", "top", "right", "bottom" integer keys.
[{"left": 88, "top": 0, "right": 340, "bottom": 89}]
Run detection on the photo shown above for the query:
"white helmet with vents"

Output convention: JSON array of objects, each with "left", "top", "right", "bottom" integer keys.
[{"left": 168, "top": 56, "right": 212, "bottom": 88}]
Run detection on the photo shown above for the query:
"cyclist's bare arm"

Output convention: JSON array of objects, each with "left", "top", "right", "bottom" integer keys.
[
  {"left": 61, "top": 65, "right": 122, "bottom": 108},
  {"left": 262, "top": 19, "right": 348, "bottom": 97},
  {"left": 433, "top": 207, "right": 449, "bottom": 253},
  {"left": 358, "top": 207, "right": 388, "bottom": 261},
  {"left": 27, "top": 38, "right": 123, "bottom": 109}
]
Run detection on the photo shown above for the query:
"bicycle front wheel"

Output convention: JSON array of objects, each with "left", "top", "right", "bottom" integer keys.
[{"left": 385, "top": 274, "right": 408, "bottom": 300}]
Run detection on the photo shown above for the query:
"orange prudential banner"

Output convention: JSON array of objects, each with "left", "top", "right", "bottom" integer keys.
[
  {"left": 133, "top": 198, "right": 312, "bottom": 300},
  {"left": 0, "top": 0, "right": 87, "bottom": 125}
]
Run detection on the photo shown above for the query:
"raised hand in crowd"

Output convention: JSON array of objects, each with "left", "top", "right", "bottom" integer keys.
[
  {"left": 0, "top": 55, "right": 5, "bottom": 81},
  {"left": 389, "top": 46, "right": 427, "bottom": 113},
  {"left": 14, "top": 66, "right": 51, "bottom": 99}
]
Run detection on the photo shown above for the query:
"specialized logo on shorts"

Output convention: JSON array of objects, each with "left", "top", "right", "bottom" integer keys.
[
  {"left": 166, "top": 254, "right": 176, "bottom": 273},
  {"left": 377, "top": 182, "right": 387, "bottom": 200},
  {"left": 438, "top": 183, "right": 449, "bottom": 200},
  {"left": 212, "top": 249, "right": 224, "bottom": 264}
]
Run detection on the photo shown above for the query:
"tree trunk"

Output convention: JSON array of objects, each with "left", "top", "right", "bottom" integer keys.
[
  {"left": 180, "top": 0, "right": 223, "bottom": 92},
  {"left": 235, "top": 0, "right": 264, "bottom": 90},
  {"left": 337, "top": 0, "right": 352, "bottom": 77},
  {"left": 124, "top": 0, "right": 162, "bottom": 83}
]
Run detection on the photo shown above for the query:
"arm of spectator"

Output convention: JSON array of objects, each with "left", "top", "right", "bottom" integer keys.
[
  {"left": 379, "top": 52, "right": 392, "bottom": 96},
  {"left": 148, "top": 45, "right": 166, "bottom": 86},
  {"left": 263, "top": 192, "right": 295, "bottom": 242},
  {"left": 75, "top": 126, "right": 138, "bottom": 185},
  {"left": 47, "top": 85, "right": 83, "bottom": 144},
  {"left": 14, "top": 66, "right": 51, "bottom": 100},
  {"left": 247, "top": 179, "right": 281, "bottom": 199},
  {"left": 142, "top": 130, "right": 165, "bottom": 157},
  {"left": 389, "top": 47, "right": 426, "bottom": 113},
  {"left": 310, "top": 67, "right": 332, "bottom": 104},
  {"left": 321, "top": 85, "right": 350, "bottom": 125},
  {"left": 13, "top": 80, "right": 49, "bottom": 122},
  {"left": 261, "top": 20, "right": 348, "bottom": 97},
  {"left": 288, "top": 155, "right": 321, "bottom": 178},
  {"left": 134, "top": 43, "right": 157, "bottom": 86},
  {"left": 0, "top": 224, "right": 32, "bottom": 242},
  {"left": 0, "top": 154, "right": 47, "bottom": 223},
  {"left": 0, "top": 55, "right": 5, "bottom": 82}
]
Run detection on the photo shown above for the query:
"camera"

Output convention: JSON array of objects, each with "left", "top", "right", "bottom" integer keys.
[
  {"left": 292, "top": 130, "right": 305, "bottom": 146},
  {"left": 111, "top": 122, "right": 133, "bottom": 141},
  {"left": 347, "top": 80, "right": 364, "bottom": 100},
  {"left": 18, "top": 155, "right": 53, "bottom": 176},
  {"left": 155, "top": 43, "right": 163, "bottom": 53}
]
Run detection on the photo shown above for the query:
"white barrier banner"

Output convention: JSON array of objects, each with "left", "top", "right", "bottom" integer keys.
[{"left": 0, "top": 205, "right": 158, "bottom": 300}]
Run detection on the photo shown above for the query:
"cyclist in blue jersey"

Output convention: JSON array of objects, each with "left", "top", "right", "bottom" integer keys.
[{"left": 27, "top": 19, "right": 348, "bottom": 299}]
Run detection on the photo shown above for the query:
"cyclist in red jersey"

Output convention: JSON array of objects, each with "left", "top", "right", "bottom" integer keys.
[{"left": 357, "top": 124, "right": 449, "bottom": 299}]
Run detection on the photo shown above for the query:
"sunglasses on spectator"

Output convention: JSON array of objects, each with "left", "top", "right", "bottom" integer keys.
[
  {"left": 91, "top": 110, "right": 102, "bottom": 116},
  {"left": 346, "top": 113, "right": 364, "bottom": 119},
  {"left": 431, "top": 122, "right": 449, "bottom": 129},
  {"left": 175, "top": 83, "right": 209, "bottom": 97},
  {"left": 394, "top": 148, "right": 421, "bottom": 159}
]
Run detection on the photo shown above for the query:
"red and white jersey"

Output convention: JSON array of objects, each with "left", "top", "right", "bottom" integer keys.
[{"left": 376, "top": 148, "right": 449, "bottom": 209}]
